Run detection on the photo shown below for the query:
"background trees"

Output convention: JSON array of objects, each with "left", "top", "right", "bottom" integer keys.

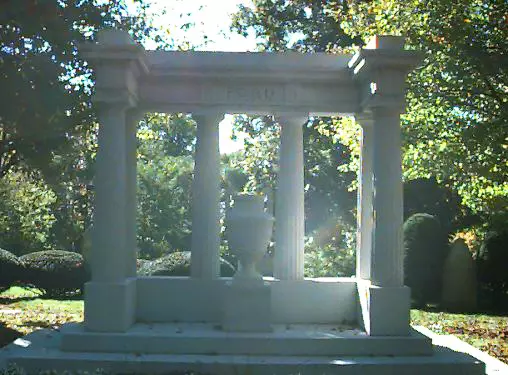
[
  {"left": 0, "top": 0, "right": 505, "bottom": 282},
  {"left": 0, "top": 0, "right": 168, "bottom": 254},
  {"left": 230, "top": 0, "right": 507, "bottom": 236}
]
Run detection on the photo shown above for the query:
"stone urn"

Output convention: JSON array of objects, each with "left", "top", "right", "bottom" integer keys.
[{"left": 226, "top": 194, "right": 274, "bottom": 282}]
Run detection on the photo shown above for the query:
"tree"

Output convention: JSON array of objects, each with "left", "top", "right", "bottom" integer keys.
[
  {"left": 340, "top": 0, "right": 507, "bottom": 226},
  {"left": 0, "top": 0, "right": 162, "bottom": 177},
  {"left": 230, "top": 1, "right": 359, "bottom": 237},
  {"left": 0, "top": 0, "right": 170, "bottom": 253},
  {"left": 231, "top": 0, "right": 507, "bottom": 233},
  {"left": 136, "top": 113, "right": 196, "bottom": 258},
  {"left": 231, "top": 0, "right": 361, "bottom": 52}
]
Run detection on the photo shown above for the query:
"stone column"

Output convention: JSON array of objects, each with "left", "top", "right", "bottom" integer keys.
[
  {"left": 125, "top": 110, "right": 142, "bottom": 277},
  {"left": 370, "top": 108, "right": 404, "bottom": 288},
  {"left": 274, "top": 115, "right": 307, "bottom": 280},
  {"left": 356, "top": 116, "right": 374, "bottom": 280},
  {"left": 191, "top": 113, "right": 223, "bottom": 279},
  {"left": 91, "top": 104, "right": 129, "bottom": 283},
  {"left": 85, "top": 103, "right": 137, "bottom": 332},
  {"left": 348, "top": 35, "right": 422, "bottom": 336},
  {"left": 79, "top": 28, "right": 147, "bottom": 333}
]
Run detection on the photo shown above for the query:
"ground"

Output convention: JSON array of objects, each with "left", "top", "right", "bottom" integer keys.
[{"left": 1, "top": 287, "right": 507, "bottom": 365}]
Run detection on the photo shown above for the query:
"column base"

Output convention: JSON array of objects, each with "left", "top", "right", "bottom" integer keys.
[
  {"left": 84, "top": 277, "right": 136, "bottom": 332},
  {"left": 357, "top": 280, "right": 410, "bottom": 336},
  {"left": 222, "top": 281, "right": 272, "bottom": 332}
]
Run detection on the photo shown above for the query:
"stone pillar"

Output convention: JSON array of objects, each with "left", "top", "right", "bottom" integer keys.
[
  {"left": 91, "top": 104, "right": 129, "bottom": 283},
  {"left": 85, "top": 104, "right": 137, "bottom": 332},
  {"left": 191, "top": 113, "right": 223, "bottom": 279},
  {"left": 80, "top": 29, "right": 147, "bottom": 333},
  {"left": 370, "top": 108, "right": 404, "bottom": 288},
  {"left": 274, "top": 115, "right": 307, "bottom": 281},
  {"left": 356, "top": 116, "right": 374, "bottom": 280},
  {"left": 349, "top": 35, "right": 422, "bottom": 336},
  {"left": 125, "top": 110, "right": 142, "bottom": 277}
]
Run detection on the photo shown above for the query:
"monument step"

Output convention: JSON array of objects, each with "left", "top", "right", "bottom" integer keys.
[
  {"left": 1, "top": 329, "right": 484, "bottom": 375},
  {"left": 60, "top": 322, "right": 433, "bottom": 357}
]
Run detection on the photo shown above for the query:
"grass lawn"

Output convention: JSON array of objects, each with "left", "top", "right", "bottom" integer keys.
[
  {"left": 1, "top": 287, "right": 507, "bottom": 364},
  {"left": 411, "top": 309, "right": 508, "bottom": 364},
  {"left": 0, "top": 287, "right": 83, "bottom": 336}
]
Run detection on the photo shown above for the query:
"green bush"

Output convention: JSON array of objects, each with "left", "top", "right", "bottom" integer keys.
[
  {"left": 403, "top": 213, "right": 449, "bottom": 307},
  {"left": 304, "top": 242, "right": 355, "bottom": 278},
  {"left": 0, "top": 248, "right": 24, "bottom": 292},
  {"left": 303, "top": 218, "right": 356, "bottom": 278},
  {"left": 20, "top": 250, "right": 89, "bottom": 298},
  {"left": 477, "top": 230, "right": 508, "bottom": 302},
  {"left": 137, "top": 251, "right": 235, "bottom": 277}
]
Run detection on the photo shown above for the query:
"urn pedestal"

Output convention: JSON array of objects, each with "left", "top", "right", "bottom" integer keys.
[{"left": 222, "top": 194, "right": 274, "bottom": 332}]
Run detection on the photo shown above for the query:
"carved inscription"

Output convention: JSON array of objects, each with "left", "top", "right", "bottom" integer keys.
[{"left": 225, "top": 86, "right": 297, "bottom": 104}]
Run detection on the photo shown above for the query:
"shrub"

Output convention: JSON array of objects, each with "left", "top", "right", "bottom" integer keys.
[
  {"left": 403, "top": 213, "right": 449, "bottom": 307},
  {"left": 0, "top": 248, "right": 24, "bottom": 292},
  {"left": 304, "top": 242, "right": 355, "bottom": 278},
  {"left": 477, "top": 230, "right": 508, "bottom": 301},
  {"left": 20, "top": 250, "right": 89, "bottom": 298},
  {"left": 137, "top": 251, "right": 235, "bottom": 277}
]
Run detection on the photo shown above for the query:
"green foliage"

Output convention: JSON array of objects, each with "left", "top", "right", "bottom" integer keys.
[
  {"left": 137, "top": 251, "right": 235, "bottom": 277},
  {"left": 403, "top": 178, "right": 476, "bottom": 233},
  {"left": 403, "top": 213, "right": 449, "bottom": 306},
  {"left": 20, "top": 250, "right": 88, "bottom": 298},
  {"left": 341, "top": 0, "right": 507, "bottom": 220},
  {"left": 477, "top": 230, "right": 508, "bottom": 300},
  {"left": 0, "top": 171, "right": 57, "bottom": 255},
  {"left": 136, "top": 114, "right": 196, "bottom": 258},
  {"left": 230, "top": 115, "right": 357, "bottom": 237},
  {"left": 0, "top": 0, "right": 173, "bottom": 258},
  {"left": 231, "top": 0, "right": 507, "bottom": 235},
  {"left": 231, "top": 0, "right": 360, "bottom": 52},
  {"left": 304, "top": 219, "right": 356, "bottom": 278},
  {"left": 304, "top": 243, "right": 355, "bottom": 278},
  {"left": 0, "top": 248, "right": 24, "bottom": 291},
  {"left": 0, "top": 0, "right": 165, "bottom": 177}
]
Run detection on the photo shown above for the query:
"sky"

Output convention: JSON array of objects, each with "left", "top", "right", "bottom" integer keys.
[{"left": 132, "top": 0, "right": 258, "bottom": 154}]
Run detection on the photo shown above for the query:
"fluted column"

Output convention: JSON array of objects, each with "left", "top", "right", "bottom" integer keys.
[
  {"left": 370, "top": 108, "right": 404, "bottom": 287},
  {"left": 274, "top": 115, "right": 307, "bottom": 280},
  {"left": 92, "top": 104, "right": 129, "bottom": 282},
  {"left": 125, "top": 110, "right": 142, "bottom": 277},
  {"left": 191, "top": 113, "right": 223, "bottom": 279},
  {"left": 356, "top": 116, "right": 374, "bottom": 280}
]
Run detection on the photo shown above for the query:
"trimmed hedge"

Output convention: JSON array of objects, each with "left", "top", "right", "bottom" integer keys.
[
  {"left": 0, "top": 248, "right": 24, "bottom": 292},
  {"left": 20, "top": 250, "right": 89, "bottom": 297},
  {"left": 138, "top": 251, "right": 235, "bottom": 277},
  {"left": 403, "top": 213, "right": 449, "bottom": 307},
  {"left": 477, "top": 230, "right": 508, "bottom": 302}
]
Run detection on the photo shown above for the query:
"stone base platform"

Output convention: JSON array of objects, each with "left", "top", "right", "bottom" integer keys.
[
  {"left": 0, "top": 323, "right": 487, "bottom": 374},
  {"left": 60, "top": 323, "right": 432, "bottom": 356}
]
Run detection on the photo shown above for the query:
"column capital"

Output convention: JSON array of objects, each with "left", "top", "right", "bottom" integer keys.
[
  {"left": 95, "top": 100, "right": 136, "bottom": 115},
  {"left": 192, "top": 112, "right": 225, "bottom": 127},
  {"left": 275, "top": 113, "right": 308, "bottom": 127},
  {"left": 348, "top": 36, "right": 422, "bottom": 115},
  {"left": 81, "top": 29, "right": 148, "bottom": 111},
  {"left": 354, "top": 113, "right": 374, "bottom": 128}
]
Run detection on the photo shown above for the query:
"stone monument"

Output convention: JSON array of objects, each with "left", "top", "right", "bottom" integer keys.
[{"left": 0, "top": 29, "right": 486, "bottom": 374}]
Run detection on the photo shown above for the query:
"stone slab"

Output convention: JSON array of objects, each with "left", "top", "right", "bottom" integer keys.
[
  {"left": 84, "top": 277, "right": 136, "bottom": 332},
  {"left": 0, "top": 328, "right": 485, "bottom": 375},
  {"left": 222, "top": 282, "right": 272, "bottom": 332},
  {"left": 358, "top": 281, "right": 411, "bottom": 336},
  {"left": 136, "top": 277, "right": 357, "bottom": 324},
  {"left": 60, "top": 322, "right": 432, "bottom": 356}
]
